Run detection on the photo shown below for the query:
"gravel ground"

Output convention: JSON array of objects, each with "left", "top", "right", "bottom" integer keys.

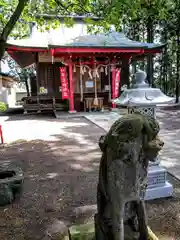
[
  {"left": 0, "top": 114, "right": 180, "bottom": 239},
  {"left": 147, "top": 174, "right": 180, "bottom": 240},
  {"left": 0, "top": 116, "right": 104, "bottom": 240}
]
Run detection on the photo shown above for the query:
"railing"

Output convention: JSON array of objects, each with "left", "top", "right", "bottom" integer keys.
[
  {"left": 23, "top": 96, "right": 67, "bottom": 113},
  {"left": 84, "top": 97, "right": 104, "bottom": 111}
]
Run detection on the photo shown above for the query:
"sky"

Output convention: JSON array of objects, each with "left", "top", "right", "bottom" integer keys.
[{"left": 1, "top": 60, "right": 10, "bottom": 73}]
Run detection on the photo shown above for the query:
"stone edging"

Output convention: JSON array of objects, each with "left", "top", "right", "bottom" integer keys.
[
  {"left": 83, "top": 116, "right": 107, "bottom": 133},
  {"left": 0, "top": 166, "right": 24, "bottom": 206},
  {"left": 68, "top": 222, "right": 159, "bottom": 240}
]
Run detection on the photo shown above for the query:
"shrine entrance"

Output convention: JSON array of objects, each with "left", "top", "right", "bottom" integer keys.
[{"left": 49, "top": 50, "right": 136, "bottom": 113}]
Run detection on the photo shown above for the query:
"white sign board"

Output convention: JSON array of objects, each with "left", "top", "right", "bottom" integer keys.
[{"left": 86, "top": 81, "right": 94, "bottom": 88}]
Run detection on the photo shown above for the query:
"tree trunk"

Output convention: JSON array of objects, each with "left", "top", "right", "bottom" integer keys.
[
  {"left": 146, "top": 18, "right": 154, "bottom": 86},
  {"left": 132, "top": 22, "right": 139, "bottom": 73},
  {"left": 0, "top": 0, "right": 29, "bottom": 61},
  {"left": 120, "top": 58, "right": 130, "bottom": 89},
  {"left": 0, "top": 40, "right": 6, "bottom": 62},
  {"left": 161, "top": 23, "right": 168, "bottom": 94},
  {"left": 175, "top": 23, "right": 180, "bottom": 103},
  {"left": 25, "top": 80, "right": 30, "bottom": 97}
]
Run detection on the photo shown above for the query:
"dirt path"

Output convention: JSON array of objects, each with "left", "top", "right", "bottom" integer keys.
[
  {"left": 147, "top": 174, "right": 180, "bottom": 240},
  {"left": 0, "top": 116, "right": 105, "bottom": 240}
]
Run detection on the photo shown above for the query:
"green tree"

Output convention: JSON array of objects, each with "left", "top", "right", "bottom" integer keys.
[
  {"left": 3, "top": 53, "right": 35, "bottom": 95},
  {"left": 0, "top": 0, "right": 29, "bottom": 60},
  {"left": 0, "top": 0, "right": 97, "bottom": 61},
  {"left": 1, "top": 0, "right": 180, "bottom": 100}
]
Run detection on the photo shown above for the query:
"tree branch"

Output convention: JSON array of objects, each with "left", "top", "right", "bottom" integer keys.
[
  {"left": 0, "top": 0, "right": 29, "bottom": 41},
  {"left": 54, "top": 0, "right": 92, "bottom": 14},
  {"left": 54, "top": 0, "right": 71, "bottom": 12}
]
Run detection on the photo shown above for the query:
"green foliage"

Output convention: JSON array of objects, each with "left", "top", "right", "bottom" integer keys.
[
  {"left": 126, "top": 0, "right": 180, "bottom": 97},
  {"left": 0, "top": 0, "right": 180, "bottom": 98},
  {"left": 0, "top": 102, "right": 7, "bottom": 112},
  {"left": 0, "top": 0, "right": 97, "bottom": 39},
  {"left": 4, "top": 54, "right": 35, "bottom": 83},
  {"left": 0, "top": 0, "right": 179, "bottom": 39}
]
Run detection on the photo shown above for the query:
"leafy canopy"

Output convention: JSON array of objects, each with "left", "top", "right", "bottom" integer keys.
[
  {"left": 0, "top": 0, "right": 99, "bottom": 39},
  {"left": 0, "top": 0, "right": 177, "bottom": 40}
]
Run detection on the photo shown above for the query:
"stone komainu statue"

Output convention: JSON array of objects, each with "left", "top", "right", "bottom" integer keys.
[{"left": 95, "top": 112, "right": 164, "bottom": 240}]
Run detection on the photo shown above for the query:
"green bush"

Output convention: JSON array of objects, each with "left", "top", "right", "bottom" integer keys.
[{"left": 0, "top": 102, "right": 7, "bottom": 112}]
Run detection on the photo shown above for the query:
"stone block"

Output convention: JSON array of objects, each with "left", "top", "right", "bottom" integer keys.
[{"left": 0, "top": 166, "right": 23, "bottom": 206}]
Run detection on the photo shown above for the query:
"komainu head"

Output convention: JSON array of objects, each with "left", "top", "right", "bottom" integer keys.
[
  {"left": 144, "top": 135, "right": 164, "bottom": 161},
  {"left": 141, "top": 113, "right": 164, "bottom": 161},
  {"left": 99, "top": 112, "right": 164, "bottom": 161}
]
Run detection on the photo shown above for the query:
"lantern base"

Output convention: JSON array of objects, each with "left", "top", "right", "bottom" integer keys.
[
  {"left": 144, "top": 165, "right": 173, "bottom": 200},
  {"left": 149, "top": 160, "right": 160, "bottom": 166},
  {"left": 144, "top": 181, "right": 173, "bottom": 200},
  {"left": 68, "top": 110, "right": 77, "bottom": 114},
  {"left": 110, "top": 108, "right": 119, "bottom": 112}
]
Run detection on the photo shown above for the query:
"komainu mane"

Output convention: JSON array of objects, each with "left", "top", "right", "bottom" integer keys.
[{"left": 95, "top": 112, "right": 164, "bottom": 240}]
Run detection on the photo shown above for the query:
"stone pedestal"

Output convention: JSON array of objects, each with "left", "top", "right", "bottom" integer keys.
[
  {"left": 144, "top": 165, "right": 173, "bottom": 200},
  {"left": 128, "top": 106, "right": 173, "bottom": 200}
]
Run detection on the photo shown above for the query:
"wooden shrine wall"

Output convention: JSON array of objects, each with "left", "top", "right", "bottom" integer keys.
[
  {"left": 73, "top": 68, "right": 110, "bottom": 94},
  {"left": 37, "top": 53, "right": 111, "bottom": 97},
  {"left": 36, "top": 52, "right": 129, "bottom": 111},
  {"left": 37, "top": 53, "right": 63, "bottom": 96},
  {"left": 73, "top": 68, "right": 111, "bottom": 110},
  {"left": 37, "top": 63, "right": 60, "bottom": 95}
]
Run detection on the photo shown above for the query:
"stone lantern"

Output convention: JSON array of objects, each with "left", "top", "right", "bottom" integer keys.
[{"left": 113, "top": 70, "right": 174, "bottom": 200}]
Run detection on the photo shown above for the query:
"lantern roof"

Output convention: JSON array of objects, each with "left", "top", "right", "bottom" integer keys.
[{"left": 113, "top": 70, "right": 174, "bottom": 106}]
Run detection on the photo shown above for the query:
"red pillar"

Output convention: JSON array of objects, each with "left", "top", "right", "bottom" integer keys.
[
  {"left": 50, "top": 48, "right": 55, "bottom": 63},
  {"left": 0, "top": 125, "right": 4, "bottom": 144},
  {"left": 112, "top": 65, "right": 116, "bottom": 108},
  {"left": 68, "top": 60, "right": 76, "bottom": 113}
]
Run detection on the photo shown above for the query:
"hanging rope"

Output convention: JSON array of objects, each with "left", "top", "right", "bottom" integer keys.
[
  {"left": 108, "top": 63, "right": 111, "bottom": 101},
  {"left": 74, "top": 61, "right": 121, "bottom": 106},
  {"left": 93, "top": 60, "right": 98, "bottom": 106},
  {"left": 79, "top": 60, "right": 83, "bottom": 102}
]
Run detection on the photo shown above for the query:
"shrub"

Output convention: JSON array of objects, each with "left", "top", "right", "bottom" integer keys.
[{"left": 0, "top": 102, "right": 7, "bottom": 112}]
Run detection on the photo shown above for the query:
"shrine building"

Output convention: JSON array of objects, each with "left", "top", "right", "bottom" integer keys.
[{"left": 6, "top": 16, "right": 165, "bottom": 114}]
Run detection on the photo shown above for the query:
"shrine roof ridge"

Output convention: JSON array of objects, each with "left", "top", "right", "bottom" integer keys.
[
  {"left": 36, "top": 14, "right": 102, "bottom": 22},
  {"left": 6, "top": 31, "right": 165, "bottom": 51}
]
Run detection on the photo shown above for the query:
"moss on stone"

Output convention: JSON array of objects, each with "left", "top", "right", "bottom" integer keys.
[
  {"left": 70, "top": 222, "right": 95, "bottom": 240},
  {"left": 69, "top": 221, "right": 159, "bottom": 240}
]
